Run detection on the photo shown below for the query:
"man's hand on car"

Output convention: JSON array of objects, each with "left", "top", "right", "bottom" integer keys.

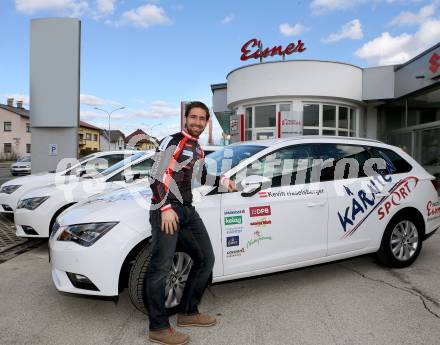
[
  {"left": 161, "top": 208, "right": 179, "bottom": 234},
  {"left": 222, "top": 178, "right": 237, "bottom": 192}
]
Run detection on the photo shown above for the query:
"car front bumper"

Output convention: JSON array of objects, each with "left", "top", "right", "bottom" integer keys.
[
  {"left": 49, "top": 222, "right": 144, "bottom": 297},
  {"left": 0, "top": 193, "right": 19, "bottom": 213},
  {"left": 14, "top": 207, "right": 51, "bottom": 238},
  {"left": 11, "top": 168, "right": 31, "bottom": 174}
]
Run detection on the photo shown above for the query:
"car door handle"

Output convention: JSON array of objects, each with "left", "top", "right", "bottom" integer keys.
[{"left": 307, "top": 201, "right": 327, "bottom": 207}]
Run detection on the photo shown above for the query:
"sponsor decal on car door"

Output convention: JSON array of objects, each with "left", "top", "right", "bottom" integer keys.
[{"left": 221, "top": 183, "right": 328, "bottom": 276}]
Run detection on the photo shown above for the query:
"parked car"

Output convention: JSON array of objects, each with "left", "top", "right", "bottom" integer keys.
[
  {"left": 15, "top": 150, "right": 154, "bottom": 238},
  {"left": 10, "top": 156, "right": 31, "bottom": 176},
  {"left": 49, "top": 137, "right": 440, "bottom": 314},
  {"left": 202, "top": 145, "right": 222, "bottom": 156},
  {"left": 0, "top": 150, "right": 137, "bottom": 213}
]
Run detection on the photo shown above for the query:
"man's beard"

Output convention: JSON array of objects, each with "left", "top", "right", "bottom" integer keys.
[{"left": 185, "top": 124, "right": 204, "bottom": 137}]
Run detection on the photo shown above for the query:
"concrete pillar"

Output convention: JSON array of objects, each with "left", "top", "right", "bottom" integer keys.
[{"left": 30, "top": 18, "right": 80, "bottom": 173}]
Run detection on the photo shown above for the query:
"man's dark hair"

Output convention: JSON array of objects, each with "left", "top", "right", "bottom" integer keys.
[{"left": 185, "top": 101, "right": 210, "bottom": 121}]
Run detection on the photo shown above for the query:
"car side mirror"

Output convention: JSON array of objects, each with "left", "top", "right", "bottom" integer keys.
[
  {"left": 75, "top": 168, "right": 86, "bottom": 177},
  {"left": 123, "top": 172, "right": 141, "bottom": 183},
  {"left": 240, "top": 175, "right": 271, "bottom": 197}
]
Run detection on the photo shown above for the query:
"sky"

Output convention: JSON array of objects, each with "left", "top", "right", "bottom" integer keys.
[{"left": 1, "top": 0, "right": 440, "bottom": 143}]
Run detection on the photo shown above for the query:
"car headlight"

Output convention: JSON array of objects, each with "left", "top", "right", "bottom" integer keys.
[
  {"left": 0, "top": 185, "right": 21, "bottom": 194},
  {"left": 57, "top": 222, "right": 119, "bottom": 247},
  {"left": 17, "top": 196, "right": 50, "bottom": 210}
]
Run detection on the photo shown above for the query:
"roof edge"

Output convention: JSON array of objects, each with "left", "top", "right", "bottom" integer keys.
[{"left": 226, "top": 59, "right": 363, "bottom": 79}]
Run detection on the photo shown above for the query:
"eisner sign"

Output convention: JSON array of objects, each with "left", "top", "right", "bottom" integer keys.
[{"left": 241, "top": 38, "right": 306, "bottom": 61}]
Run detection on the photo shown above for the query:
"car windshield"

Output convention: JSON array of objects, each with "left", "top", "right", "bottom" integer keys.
[
  {"left": 61, "top": 153, "right": 97, "bottom": 175},
  {"left": 17, "top": 156, "right": 31, "bottom": 162},
  {"left": 99, "top": 151, "right": 147, "bottom": 177},
  {"left": 204, "top": 145, "right": 266, "bottom": 176},
  {"left": 78, "top": 153, "right": 96, "bottom": 163}
]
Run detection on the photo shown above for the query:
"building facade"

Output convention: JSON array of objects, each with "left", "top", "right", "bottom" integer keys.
[
  {"left": 100, "top": 129, "right": 126, "bottom": 151},
  {"left": 0, "top": 99, "right": 31, "bottom": 160},
  {"left": 78, "top": 121, "right": 101, "bottom": 156},
  {"left": 212, "top": 43, "right": 440, "bottom": 176},
  {"left": 125, "top": 129, "right": 158, "bottom": 150}
]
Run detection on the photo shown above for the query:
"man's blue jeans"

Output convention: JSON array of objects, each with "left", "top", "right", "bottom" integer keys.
[{"left": 144, "top": 204, "right": 215, "bottom": 331}]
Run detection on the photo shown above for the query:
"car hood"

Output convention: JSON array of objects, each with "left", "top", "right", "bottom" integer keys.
[
  {"left": 18, "top": 177, "right": 113, "bottom": 200},
  {"left": 2, "top": 173, "right": 54, "bottom": 187},
  {"left": 57, "top": 184, "right": 152, "bottom": 234}
]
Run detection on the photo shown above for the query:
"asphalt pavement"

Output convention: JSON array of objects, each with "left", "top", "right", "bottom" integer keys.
[{"left": 0, "top": 234, "right": 439, "bottom": 345}]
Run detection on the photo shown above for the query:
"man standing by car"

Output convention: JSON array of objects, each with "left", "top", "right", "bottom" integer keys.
[{"left": 146, "top": 101, "right": 236, "bottom": 345}]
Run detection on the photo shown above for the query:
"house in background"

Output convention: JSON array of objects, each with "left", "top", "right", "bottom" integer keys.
[
  {"left": 125, "top": 129, "right": 158, "bottom": 150},
  {"left": 100, "top": 129, "right": 126, "bottom": 151},
  {"left": 79, "top": 120, "right": 101, "bottom": 156},
  {"left": 0, "top": 98, "right": 31, "bottom": 160}
]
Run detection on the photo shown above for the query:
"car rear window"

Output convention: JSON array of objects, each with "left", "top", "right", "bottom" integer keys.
[{"left": 369, "top": 147, "right": 412, "bottom": 174}]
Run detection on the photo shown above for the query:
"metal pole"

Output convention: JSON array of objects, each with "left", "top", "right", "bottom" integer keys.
[
  {"left": 94, "top": 106, "right": 125, "bottom": 151},
  {"left": 108, "top": 113, "right": 111, "bottom": 151}
]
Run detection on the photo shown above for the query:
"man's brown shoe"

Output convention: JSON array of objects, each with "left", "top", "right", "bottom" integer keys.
[
  {"left": 149, "top": 327, "right": 190, "bottom": 345},
  {"left": 177, "top": 313, "right": 217, "bottom": 327}
]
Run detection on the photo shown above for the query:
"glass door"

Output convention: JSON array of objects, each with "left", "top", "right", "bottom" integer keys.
[
  {"left": 416, "top": 127, "right": 440, "bottom": 178},
  {"left": 252, "top": 104, "right": 276, "bottom": 140}
]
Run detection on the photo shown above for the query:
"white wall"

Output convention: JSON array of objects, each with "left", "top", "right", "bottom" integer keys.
[
  {"left": 31, "top": 127, "right": 78, "bottom": 172},
  {"left": 100, "top": 135, "right": 125, "bottom": 151},
  {"left": 365, "top": 106, "right": 378, "bottom": 139},
  {"left": 227, "top": 60, "right": 363, "bottom": 107}
]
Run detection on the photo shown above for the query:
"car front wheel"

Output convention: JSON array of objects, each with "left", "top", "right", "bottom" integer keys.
[
  {"left": 128, "top": 243, "right": 193, "bottom": 315},
  {"left": 377, "top": 213, "right": 423, "bottom": 268}
]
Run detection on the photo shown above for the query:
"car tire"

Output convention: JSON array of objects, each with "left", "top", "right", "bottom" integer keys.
[
  {"left": 377, "top": 213, "right": 423, "bottom": 268},
  {"left": 128, "top": 244, "right": 193, "bottom": 316}
]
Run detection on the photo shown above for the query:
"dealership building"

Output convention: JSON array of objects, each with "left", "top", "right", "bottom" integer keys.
[{"left": 211, "top": 41, "right": 440, "bottom": 175}]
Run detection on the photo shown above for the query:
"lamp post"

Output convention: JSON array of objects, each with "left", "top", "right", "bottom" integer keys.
[{"left": 94, "top": 106, "right": 125, "bottom": 151}]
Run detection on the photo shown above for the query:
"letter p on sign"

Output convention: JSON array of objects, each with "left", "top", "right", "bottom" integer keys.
[{"left": 49, "top": 144, "right": 58, "bottom": 156}]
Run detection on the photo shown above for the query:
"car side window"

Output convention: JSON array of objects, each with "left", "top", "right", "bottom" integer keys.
[
  {"left": 368, "top": 147, "right": 412, "bottom": 174},
  {"left": 130, "top": 158, "right": 153, "bottom": 178},
  {"left": 316, "top": 144, "right": 373, "bottom": 181},
  {"left": 81, "top": 154, "right": 126, "bottom": 175},
  {"left": 233, "top": 145, "right": 316, "bottom": 189},
  {"left": 104, "top": 154, "right": 126, "bottom": 168},
  {"left": 107, "top": 158, "right": 153, "bottom": 182}
]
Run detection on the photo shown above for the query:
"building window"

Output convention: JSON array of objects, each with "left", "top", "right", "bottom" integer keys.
[
  {"left": 26, "top": 144, "right": 31, "bottom": 153},
  {"left": 323, "top": 105, "right": 336, "bottom": 128},
  {"left": 86, "top": 133, "right": 92, "bottom": 140},
  {"left": 255, "top": 105, "right": 276, "bottom": 128},
  {"left": 303, "top": 103, "right": 357, "bottom": 137},
  {"left": 279, "top": 103, "right": 291, "bottom": 112},
  {"left": 245, "top": 107, "right": 252, "bottom": 141},
  {"left": 4, "top": 143, "right": 12, "bottom": 153},
  {"left": 303, "top": 104, "right": 319, "bottom": 127},
  {"left": 93, "top": 134, "right": 98, "bottom": 141},
  {"left": 4, "top": 122, "right": 12, "bottom": 132},
  {"left": 26, "top": 123, "right": 30, "bottom": 133},
  {"left": 350, "top": 108, "right": 356, "bottom": 135}
]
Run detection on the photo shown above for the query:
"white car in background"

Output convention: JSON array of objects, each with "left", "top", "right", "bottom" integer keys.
[
  {"left": 49, "top": 137, "right": 440, "bottom": 314},
  {"left": 10, "top": 156, "right": 32, "bottom": 176},
  {"left": 0, "top": 150, "right": 136, "bottom": 213},
  {"left": 15, "top": 150, "right": 154, "bottom": 238}
]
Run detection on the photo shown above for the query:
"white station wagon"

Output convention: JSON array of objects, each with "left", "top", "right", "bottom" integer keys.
[
  {"left": 49, "top": 137, "right": 440, "bottom": 314},
  {"left": 0, "top": 150, "right": 137, "bottom": 214}
]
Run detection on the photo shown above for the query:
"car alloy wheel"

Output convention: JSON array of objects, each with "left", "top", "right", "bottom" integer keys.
[
  {"left": 164, "top": 252, "right": 193, "bottom": 308},
  {"left": 390, "top": 220, "right": 419, "bottom": 261}
]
